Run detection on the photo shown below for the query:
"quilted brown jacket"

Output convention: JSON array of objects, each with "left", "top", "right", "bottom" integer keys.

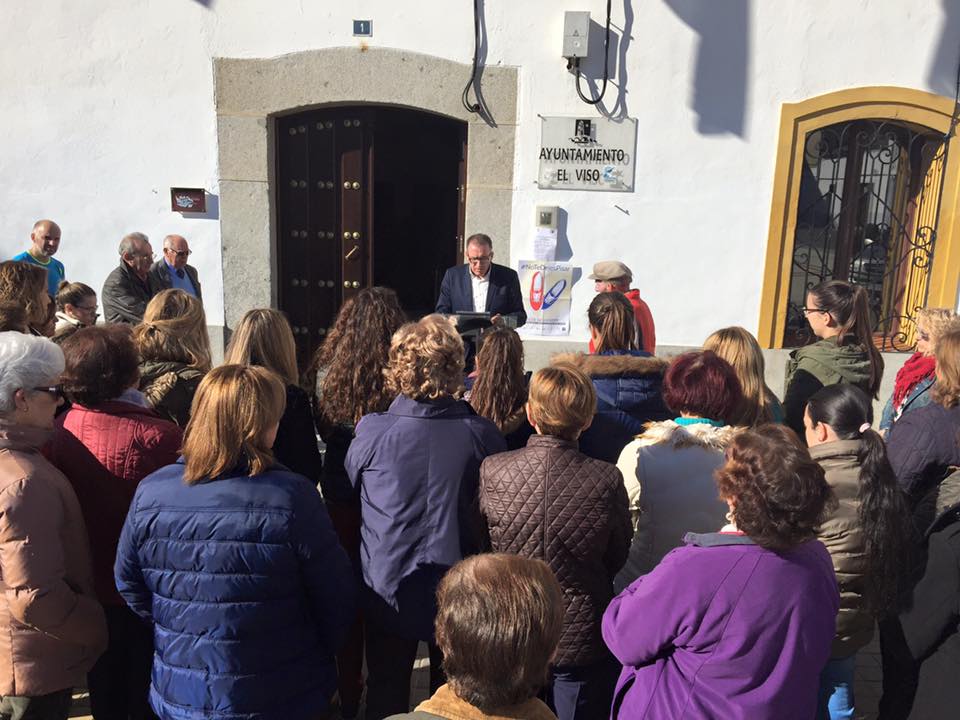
[
  {"left": 479, "top": 434, "right": 632, "bottom": 667},
  {"left": 0, "top": 421, "right": 107, "bottom": 696},
  {"left": 809, "top": 440, "right": 873, "bottom": 657}
]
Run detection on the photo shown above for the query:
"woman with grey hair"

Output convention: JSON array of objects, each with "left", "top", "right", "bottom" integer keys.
[{"left": 0, "top": 332, "right": 106, "bottom": 719}]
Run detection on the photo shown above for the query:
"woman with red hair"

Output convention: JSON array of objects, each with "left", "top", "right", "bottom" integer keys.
[{"left": 615, "top": 350, "right": 743, "bottom": 590}]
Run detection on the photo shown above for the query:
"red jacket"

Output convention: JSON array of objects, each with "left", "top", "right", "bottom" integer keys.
[
  {"left": 45, "top": 401, "right": 182, "bottom": 606},
  {"left": 588, "top": 288, "right": 656, "bottom": 355}
]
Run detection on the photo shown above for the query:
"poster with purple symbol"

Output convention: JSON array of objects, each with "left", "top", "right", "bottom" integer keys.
[{"left": 517, "top": 260, "right": 574, "bottom": 336}]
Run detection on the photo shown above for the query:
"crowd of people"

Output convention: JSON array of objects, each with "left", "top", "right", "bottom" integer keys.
[{"left": 1, "top": 222, "right": 959, "bottom": 720}]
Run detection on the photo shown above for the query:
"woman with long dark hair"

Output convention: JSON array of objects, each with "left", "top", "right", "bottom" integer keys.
[
  {"left": 554, "top": 292, "right": 668, "bottom": 463},
  {"left": 783, "top": 280, "right": 884, "bottom": 439},
  {"left": 467, "top": 327, "right": 532, "bottom": 449},
  {"left": 306, "top": 287, "right": 406, "bottom": 719},
  {"left": 804, "top": 383, "right": 911, "bottom": 719}
]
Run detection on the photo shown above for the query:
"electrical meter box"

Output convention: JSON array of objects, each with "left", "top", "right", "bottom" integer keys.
[{"left": 562, "top": 11, "right": 590, "bottom": 59}]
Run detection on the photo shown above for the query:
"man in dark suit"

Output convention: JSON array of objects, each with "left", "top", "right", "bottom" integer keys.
[
  {"left": 435, "top": 234, "right": 526, "bottom": 327},
  {"left": 148, "top": 235, "right": 202, "bottom": 300}
]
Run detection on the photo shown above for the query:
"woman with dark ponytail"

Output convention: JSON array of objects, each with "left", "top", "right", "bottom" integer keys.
[
  {"left": 551, "top": 292, "right": 669, "bottom": 462},
  {"left": 784, "top": 280, "right": 884, "bottom": 440},
  {"left": 804, "top": 383, "right": 911, "bottom": 720}
]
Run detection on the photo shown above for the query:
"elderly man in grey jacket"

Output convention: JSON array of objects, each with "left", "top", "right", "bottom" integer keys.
[{"left": 101, "top": 233, "right": 154, "bottom": 324}]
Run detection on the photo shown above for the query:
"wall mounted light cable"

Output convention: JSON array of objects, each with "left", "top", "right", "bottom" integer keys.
[
  {"left": 573, "top": 0, "right": 613, "bottom": 105},
  {"left": 462, "top": 0, "right": 492, "bottom": 119}
]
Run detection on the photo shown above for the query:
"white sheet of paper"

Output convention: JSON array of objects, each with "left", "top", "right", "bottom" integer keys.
[{"left": 533, "top": 227, "right": 558, "bottom": 261}]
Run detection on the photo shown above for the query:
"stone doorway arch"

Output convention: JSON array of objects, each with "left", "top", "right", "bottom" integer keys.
[{"left": 213, "top": 47, "right": 518, "bottom": 331}]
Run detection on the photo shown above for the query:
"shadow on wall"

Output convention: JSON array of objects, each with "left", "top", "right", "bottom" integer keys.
[
  {"left": 574, "top": 1, "right": 635, "bottom": 121},
  {"left": 664, "top": 0, "right": 750, "bottom": 138},
  {"left": 929, "top": 0, "right": 960, "bottom": 98}
]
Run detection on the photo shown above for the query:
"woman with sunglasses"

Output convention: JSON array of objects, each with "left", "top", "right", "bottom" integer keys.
[
  {"left": 52, "top": 281, "right": 99, "bottom": 345},
  {"left": 0, "top": 332, "right": 107, "bottom": 720},
  {"left": 783, "top": 280, "right": 883, "bottom": 441},
  {"left": 879, "top": 308, "right": 959, "bottom": 436},
  {"left": 44, "top": 325, "right": 182, "bottom": 720}
]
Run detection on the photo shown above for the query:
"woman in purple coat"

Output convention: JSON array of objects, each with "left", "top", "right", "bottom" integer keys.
[{"left": 603, "top": 425, "right": 839, "bottom": 720}]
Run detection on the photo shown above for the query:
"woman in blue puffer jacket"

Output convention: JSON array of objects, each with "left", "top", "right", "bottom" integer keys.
[
  {"left": 115, "top": 364, "right": 356, "bottom": 720},
  {"left": 553, "top": 292, "right": 670, "bottom": 463}
]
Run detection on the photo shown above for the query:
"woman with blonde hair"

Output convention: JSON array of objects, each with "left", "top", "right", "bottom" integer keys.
[
  {"left": 887, "top": 327, "right": 960, "bottom": 503},
  {"left": 115, "top": 364, "right": 356, "bottom": 720},
  {"left": 703, "top": 326, "right": 784, "bottom": 426},
  {"left": 467, "top": 326, "right": 533, "bottom": 449},
  {"left": 345, "top": 315, "right": 506, "bottom": 719},
  {"left": 135, "top": 288, "right": 211, "bottom": 426},
  {"left": 225, "top": 308, "right": 321, "bottom": 483},
  {"left": 880, "top": 307, "right": 959, "bottom": 435}
]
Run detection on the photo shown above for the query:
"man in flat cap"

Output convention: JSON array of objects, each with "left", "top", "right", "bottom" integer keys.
[{"left": 588, "top": 261, "right": 656, "bottom": 354}]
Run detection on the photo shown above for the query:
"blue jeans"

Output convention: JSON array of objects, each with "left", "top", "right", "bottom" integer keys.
[{"left": 817, "top": 655, "right": 856, "bottom": 719}]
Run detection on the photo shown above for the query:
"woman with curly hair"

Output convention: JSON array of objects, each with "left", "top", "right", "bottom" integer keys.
[
  {"left": 603, "top": 424, "right": 839, "bottom": 720},
  {"left": 0, "top": 260, "right": 51, "bottom": 335},
  {"left": 305, "top": 287, "right": 405, "bottom": 719},
  {"left": 345, "top": 315, "right": 506, "bottom": 719},
  {"left": 135, "top": 289, "right": 212, "bottom": 426},
  {"left": 466, "top": 326, "right": 533, "bottom": 449}
]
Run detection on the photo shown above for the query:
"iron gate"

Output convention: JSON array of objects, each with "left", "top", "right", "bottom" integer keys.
[{"left": 784, "top": 119, "right": 947, "bottom": 350}]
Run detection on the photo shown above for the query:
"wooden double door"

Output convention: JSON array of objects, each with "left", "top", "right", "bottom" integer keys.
[{"left": 276, "top": 106, "right": 467, "bottom": 368}]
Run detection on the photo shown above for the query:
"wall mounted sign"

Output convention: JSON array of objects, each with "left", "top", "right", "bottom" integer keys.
[
  {"left": 170, "top": 188, "right": 206, "bottom": 213},
  {"left": 538, "top": 116, "right": 637, "bottom": 192}
]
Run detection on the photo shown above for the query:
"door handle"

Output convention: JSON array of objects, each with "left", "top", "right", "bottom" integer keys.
[{"left": 345, "top": 245, "right": 360, "bottom": 261}]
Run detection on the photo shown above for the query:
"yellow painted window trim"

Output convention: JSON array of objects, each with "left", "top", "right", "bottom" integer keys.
[{"left": 758, "top": 86, "right": 960, "bottom": 348}]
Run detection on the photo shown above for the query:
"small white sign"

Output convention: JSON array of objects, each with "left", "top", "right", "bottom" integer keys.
[{"left": 538, "top": 116, "right": 637, "bottom": 192}]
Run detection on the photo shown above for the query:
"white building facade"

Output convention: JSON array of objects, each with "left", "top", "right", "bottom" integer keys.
[{"left": 3, "top": 0, "right": 959, "bottom": 380}]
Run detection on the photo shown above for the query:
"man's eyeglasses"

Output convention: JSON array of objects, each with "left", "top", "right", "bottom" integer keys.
[
  {"left": 467, "top": 255, "right": 492, "bottom": 265},
  {"left": 166, "top": 248, "right": 192, "bottom": 259},
  {"left": 32, "top": 385, "right": 64, "bottom": 400}
]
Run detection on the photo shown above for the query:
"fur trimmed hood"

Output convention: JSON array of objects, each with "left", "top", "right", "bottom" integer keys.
[
  {"left": 632, "top": 419, "right": 740, "bottom": 451},
  {"left": 552, "top": 351, "right": 668, "bottom": 378}
]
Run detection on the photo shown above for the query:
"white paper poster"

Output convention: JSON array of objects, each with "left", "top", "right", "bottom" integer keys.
[
  {"left": 533, "top": 227, "right": 558, "bottom": 261},
  {"left": 517, "top": 261, "right": 574, "bottom": 337}
]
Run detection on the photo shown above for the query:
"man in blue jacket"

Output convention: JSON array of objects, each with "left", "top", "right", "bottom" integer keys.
[{"left": 435, "top": 233, "right": 526, "bottom": 327}]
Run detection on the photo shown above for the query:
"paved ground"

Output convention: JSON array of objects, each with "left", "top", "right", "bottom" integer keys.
[{"left": 70, "top": 638, "right": 884, "bottom": 719}]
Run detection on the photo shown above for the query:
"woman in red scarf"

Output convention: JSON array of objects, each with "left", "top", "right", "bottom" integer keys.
[{"left": 880, "top": 308, "right": 959, "bottom": 435}]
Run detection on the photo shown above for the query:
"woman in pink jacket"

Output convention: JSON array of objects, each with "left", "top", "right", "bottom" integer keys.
[{"left": 0, "top": 332, "right": 106, "bottom": 719}]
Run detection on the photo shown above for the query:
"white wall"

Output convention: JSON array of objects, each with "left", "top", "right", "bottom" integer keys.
[{"left": 1, "top": 0, "right": 955, "bottom": 342}]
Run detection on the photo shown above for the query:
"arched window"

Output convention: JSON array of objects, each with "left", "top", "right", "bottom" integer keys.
[{"left": 759, "top": 88, "right": 960, "bottom": 350}]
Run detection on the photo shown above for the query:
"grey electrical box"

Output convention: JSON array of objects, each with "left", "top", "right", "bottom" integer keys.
[{"left": 563, "top": 11, "right": 590, "bottom": 59}]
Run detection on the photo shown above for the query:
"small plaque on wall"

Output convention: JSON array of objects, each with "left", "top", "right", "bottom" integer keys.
[{"left": 170, "top": 188, "right": 206, "bottom": 213}]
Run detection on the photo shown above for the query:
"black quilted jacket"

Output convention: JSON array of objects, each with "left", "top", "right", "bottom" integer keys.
[{"left": 479, "top": 434, "right": 632, "bottom": 666}]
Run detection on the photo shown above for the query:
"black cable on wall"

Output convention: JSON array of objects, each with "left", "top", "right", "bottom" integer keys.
[{"left": 574, "top": 0, "right": 613, "bottom": 106}]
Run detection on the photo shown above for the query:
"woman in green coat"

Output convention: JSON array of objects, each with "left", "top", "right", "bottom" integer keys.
[{"left": 784, "top": 280, "right": 883, "bottom": 440}]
